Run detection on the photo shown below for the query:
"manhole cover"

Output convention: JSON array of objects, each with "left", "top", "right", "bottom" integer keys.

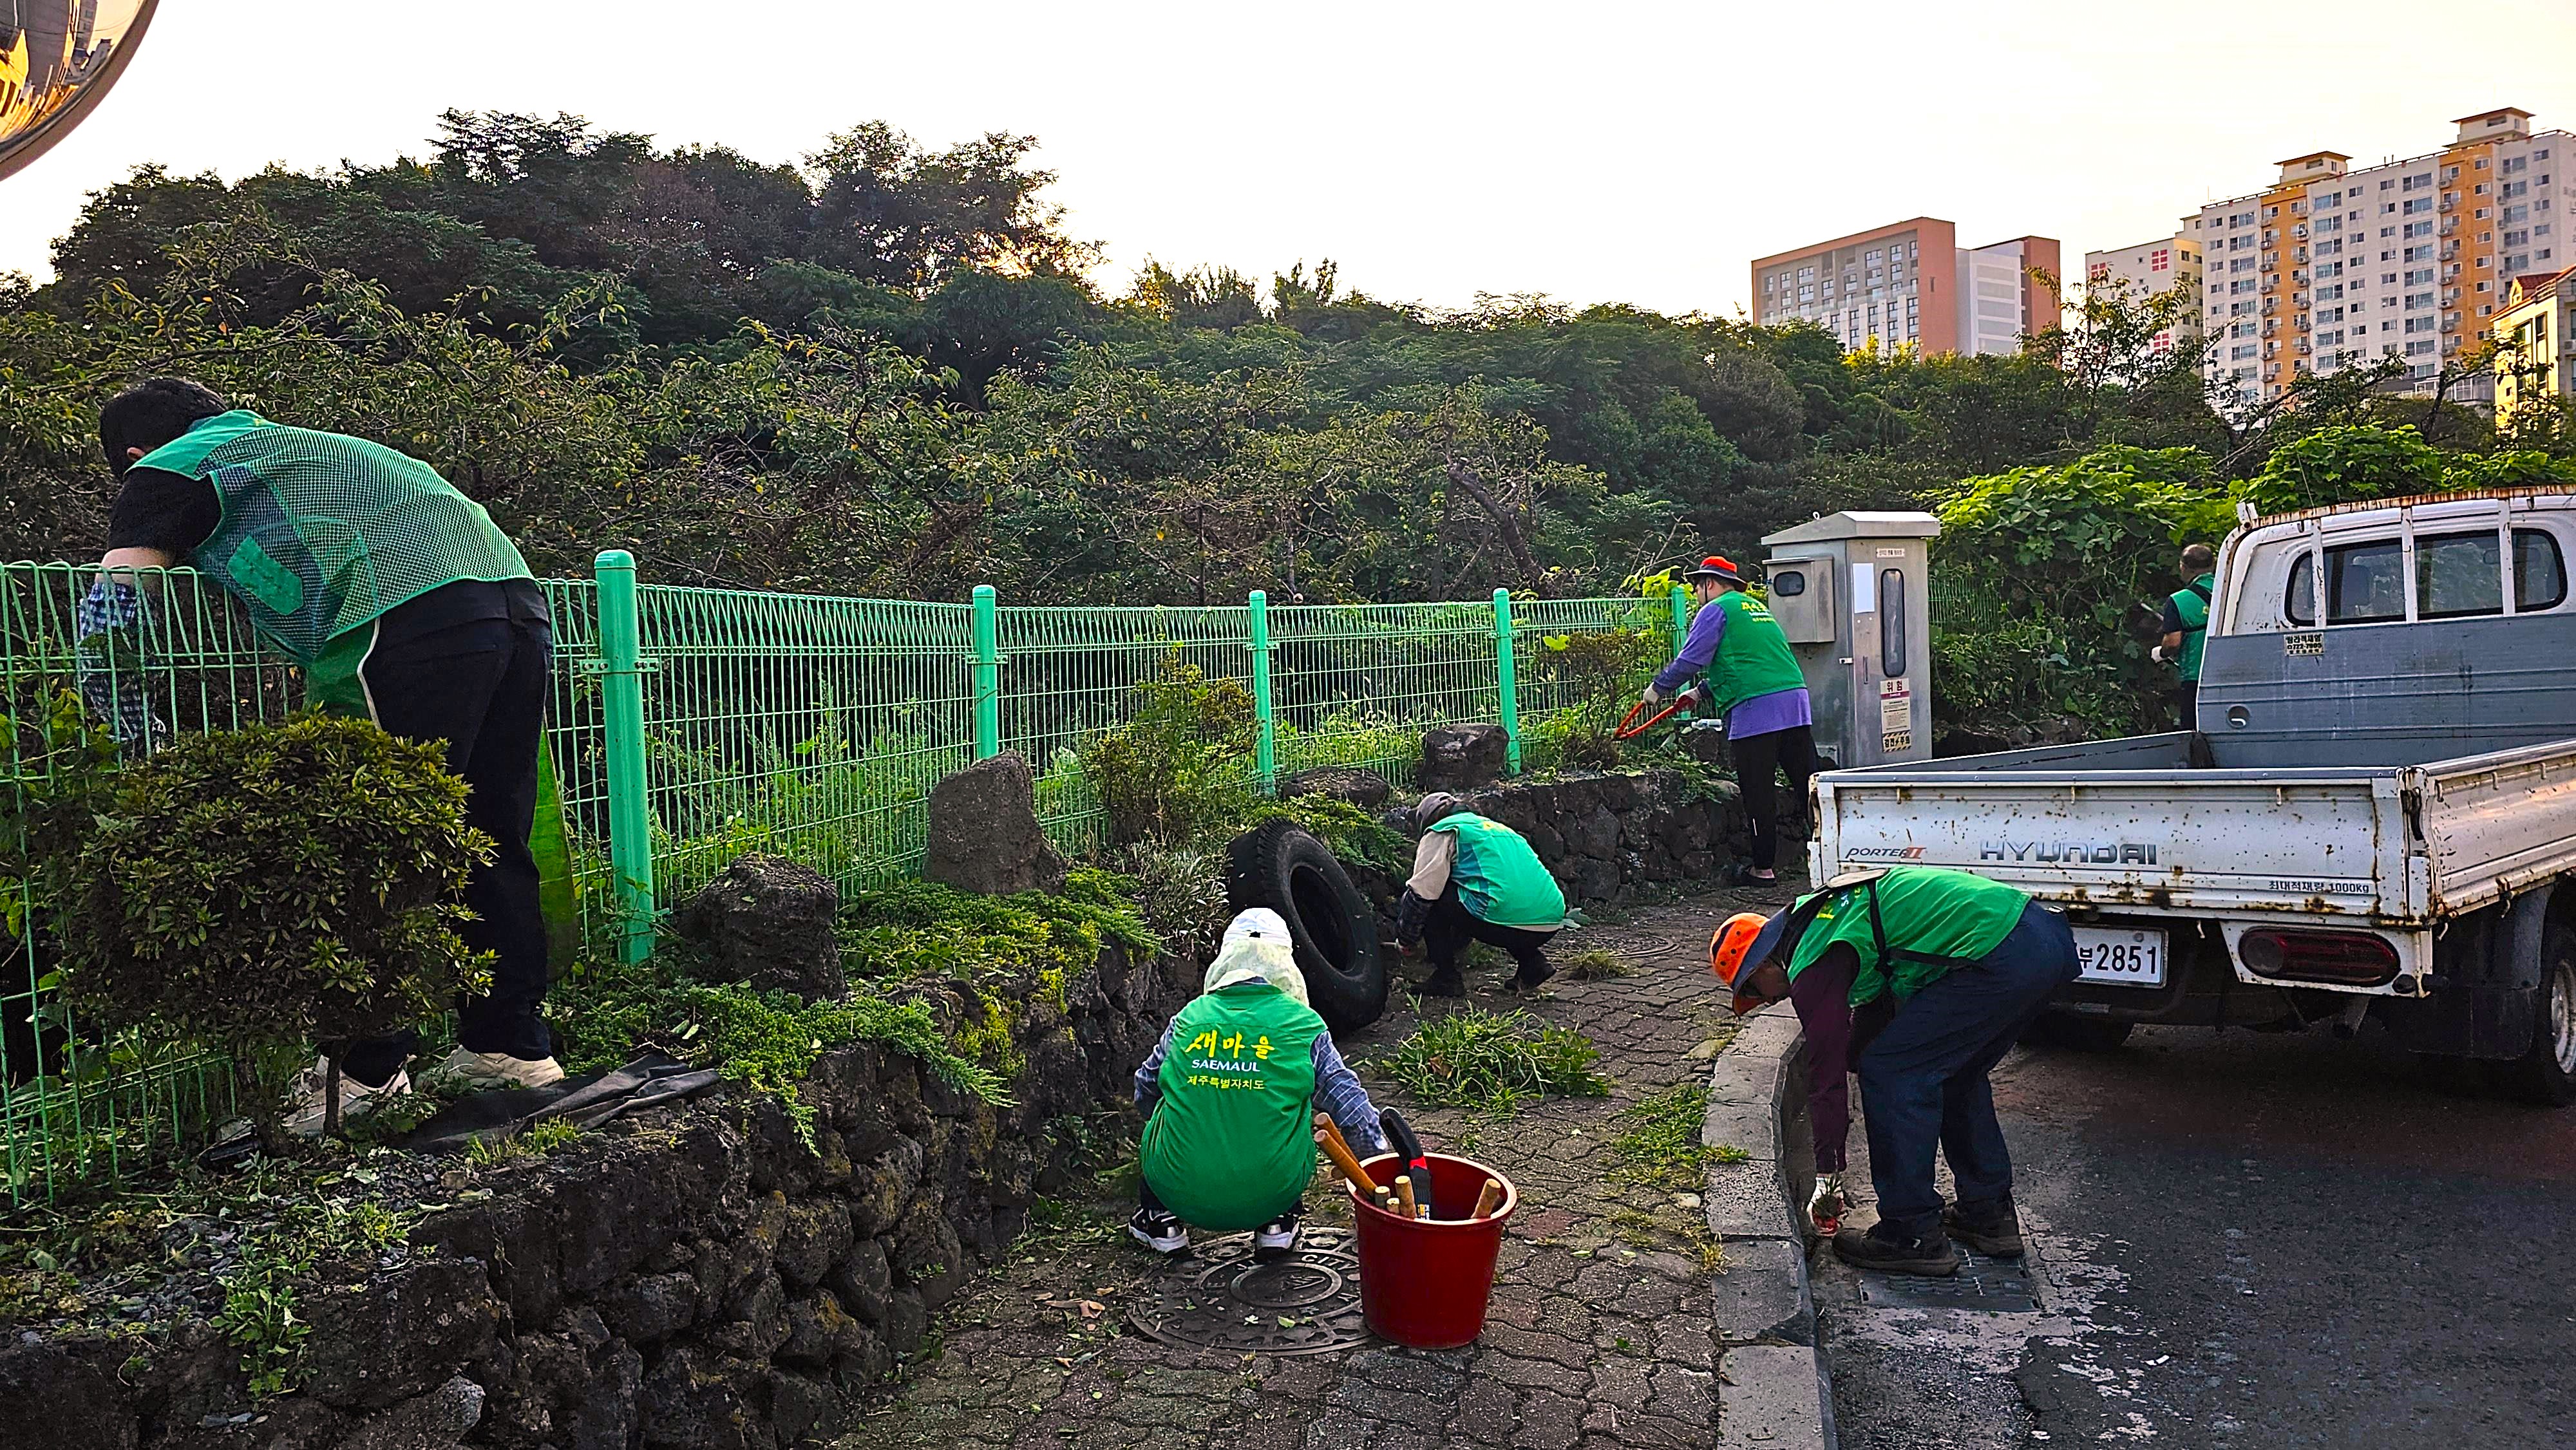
[
  {"left": 1126, "top": 1227, "right": 1372, "bottom": 1355},
  {"left": 1854, "top": 1248, "right": 2039, "bottom": 1313}
]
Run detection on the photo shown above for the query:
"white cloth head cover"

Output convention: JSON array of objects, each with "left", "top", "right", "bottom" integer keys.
[{"left": 1204, "top": 907, "right": 1308, "bottom": 1006}]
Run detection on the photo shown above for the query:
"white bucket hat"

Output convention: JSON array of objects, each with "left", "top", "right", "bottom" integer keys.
[{"left": 1204, "top": 907, "right": 1309, "bottom": 1006}]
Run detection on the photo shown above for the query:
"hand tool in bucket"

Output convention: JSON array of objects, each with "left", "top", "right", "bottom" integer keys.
[{"left": 1379, "top": 1107, "right": 1433, "bottom": 1218}]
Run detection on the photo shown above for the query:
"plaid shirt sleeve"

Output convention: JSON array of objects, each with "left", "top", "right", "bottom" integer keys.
[
  {"left": 1311, "top": 1034, "right": 1386, "bottom": 1154},
  {"left": 75, "top": 577, "right": 163, "bottom": 749},
  {"left": 1133, "top": 1017, "right": 1180, "bottom": 1112}
]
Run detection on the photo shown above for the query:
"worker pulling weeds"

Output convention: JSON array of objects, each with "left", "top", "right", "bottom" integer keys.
[
  {"left": 1712, "top": 866, "right": 2079, "bottom": 1276},
  {"left": 1131, "top": 909, "right": 1388, "bottom": 1259},
  {"left": 1394, "top": 793, "right": 1568, "bottom": 996}
]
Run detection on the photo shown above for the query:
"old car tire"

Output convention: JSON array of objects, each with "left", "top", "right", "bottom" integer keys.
[
  {"left": 2020, "top": 1012, "right": 2136, "bottom": 1052},
  {"left": 1224, "top": 821, "right": 1388, "bottom": 1033},
  {"left": 2503, "top": 924, "right": 2576, "bottom": 1107}
]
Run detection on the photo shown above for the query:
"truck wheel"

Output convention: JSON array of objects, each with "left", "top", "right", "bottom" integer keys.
[
  {"left": 2020, "top": 1012, "right": 2136, "bottom": 1052},
  {"left": 1224, "top": 821, "right": 1388, "bottom": 1033},
  {"left": 2503, "top": 925, "right": 2576, "bottom": 1107}
]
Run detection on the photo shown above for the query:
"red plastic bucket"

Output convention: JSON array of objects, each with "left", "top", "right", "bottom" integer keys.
[{"left": 1346, "top": 1151, "right": 1518, "bottom": 1349}]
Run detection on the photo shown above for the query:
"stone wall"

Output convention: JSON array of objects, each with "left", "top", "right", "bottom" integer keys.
[
  {"left": 1355, "top": 768, "right": 1750, "bottom": 919},
  {"left": 0, "top": 942, "right": 1197, "bottom": 1450}
]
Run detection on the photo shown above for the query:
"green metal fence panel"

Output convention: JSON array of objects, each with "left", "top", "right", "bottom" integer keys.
[
  {"left": 1508, "top": 594, "right": 1671, "bottom": 750},
  {"left": 0, "top": 562, "right": 293, "bottom": 1203},
  {"left": 1266, "top": 599, "right": 1499, "bottom": 789},
  {"left": 629, "top": 581, "right": 977, "bottom": 903},
  {"left": 995, "top": 603, "right": 1256, "bottom": 852}
]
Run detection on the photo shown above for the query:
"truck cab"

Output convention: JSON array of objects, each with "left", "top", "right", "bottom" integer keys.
[{"left": 1808, "top": 488, "right": 2576, "bottom": 1102}]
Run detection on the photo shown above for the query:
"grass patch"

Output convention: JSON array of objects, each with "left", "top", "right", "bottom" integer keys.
[
  {"left": 1562, "top": 947, "right": 1637, "bottom": 981},
  {"left": 462, "top": 1115, "right": 580, "bottom": 1169},
  {"left": 1381, "top": 1007, "right": 1609, "bottom": 1114},
  {"left": 1608, "top": 1082, "right": 1745, "bottom": 1191}
]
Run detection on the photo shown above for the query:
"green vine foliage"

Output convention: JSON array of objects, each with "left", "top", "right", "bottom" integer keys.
[{"left": 47, "top": 712, "right": 493, "bottom": 1125}]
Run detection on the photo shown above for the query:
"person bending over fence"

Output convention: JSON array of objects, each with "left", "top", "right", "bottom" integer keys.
[{"left": 82, "top": 377, "right": 565, "bottom": 1134}]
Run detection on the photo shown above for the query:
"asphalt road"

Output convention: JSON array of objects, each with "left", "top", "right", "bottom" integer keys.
[{"left": 1819, "top": 1022, "right": 2576, "bottom": 1449}]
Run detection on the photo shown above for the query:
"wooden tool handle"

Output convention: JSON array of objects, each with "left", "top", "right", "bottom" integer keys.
[
  {"left": 1314, "top": 1128, "right": 1375, "bottom": 1189},
  {"left": 1471, "top": 1178, "right": 1504, "bottom": 1220},
  {"left": 1313, "top": 1112, "right": 1355, "bottom": 1161},
  {"left": 1395, "top": 1175, "right": 1419, "bottom": 1219}
]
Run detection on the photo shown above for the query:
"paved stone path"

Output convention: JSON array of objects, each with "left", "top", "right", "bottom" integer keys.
[{"left": 834, "top": 883, "right": 1798, "bottom": 1450}]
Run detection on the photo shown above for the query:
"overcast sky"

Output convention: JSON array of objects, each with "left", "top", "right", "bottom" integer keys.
[{"left": 8, "top": 0, "right": 2576, "bottom": 317}]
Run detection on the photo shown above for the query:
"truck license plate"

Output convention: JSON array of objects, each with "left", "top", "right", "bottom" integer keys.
[{"left": 2072, "top": 927, "right": 2166, "bottom": 987}]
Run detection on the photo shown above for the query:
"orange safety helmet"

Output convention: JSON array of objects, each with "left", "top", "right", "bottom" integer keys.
[{"left": 1709, "top": 909, "right": 1793, "bottom": 1017}]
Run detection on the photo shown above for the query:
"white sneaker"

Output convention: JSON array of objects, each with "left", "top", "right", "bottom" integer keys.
[
  {"left": 428, "top": 1046, "right": 567, "bottom": 1090},
  {"left": 283, "top": 1057, "right": 413, "bottom": 1138}
]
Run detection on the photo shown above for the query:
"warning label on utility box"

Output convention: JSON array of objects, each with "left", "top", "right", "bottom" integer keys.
[{"left": 1879, "top": 678, "right": 1913, "bottom": 734}]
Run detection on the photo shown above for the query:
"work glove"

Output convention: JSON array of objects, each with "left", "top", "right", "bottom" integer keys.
[
  {"left": 1806, "top": 1171, "right": 1846, "bottom": 1236},
  {"left": 1640, "top": 683, "right": 1666, "bottom": 707},
  {"left": 2150, "top": 644, "right": 2170, "bottom": 664},
  {"left": 75, "top": 577, "right": 165, "bottom": 750}
]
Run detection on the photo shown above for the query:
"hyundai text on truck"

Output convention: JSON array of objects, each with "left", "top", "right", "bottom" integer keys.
[{"left": 1810, "top": 487, "right": 2576, "bottom": 1102}]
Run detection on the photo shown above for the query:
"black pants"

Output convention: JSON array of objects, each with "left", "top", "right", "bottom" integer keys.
[
  {"left": 1730, "top": 724, "right": 1826, "bottom": 872},
  {"left": 1423, "top": 885, "right": 1557, "bottom": 981},
  {"left": 339, "top": 604, "right": 556, "bottom": 1086},
  {"left": 2175, "top": 681, "right": 2199, "bottom": 733}
]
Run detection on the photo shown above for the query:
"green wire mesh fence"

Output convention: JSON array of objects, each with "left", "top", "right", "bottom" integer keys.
[{"left": 0, "top": 552, "right": 1681, "bottom": 1203}]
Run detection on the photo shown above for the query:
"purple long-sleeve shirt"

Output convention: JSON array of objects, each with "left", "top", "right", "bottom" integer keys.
[
  {"left": 1787, "top": 946, "right": 1860, "bottom": 1174},
  {"left": 1651, "top": 595, "right": 1814, "bottom": 739}
]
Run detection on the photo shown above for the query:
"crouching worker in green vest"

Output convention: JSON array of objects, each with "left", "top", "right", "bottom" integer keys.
[
  {"left": 80, "top": 378, "right": 567, "bottom": 1136},
  {"left": 1131, "top": 909, "right": 1389, "bottom": 1259},
  {"left": 1393, "top": 793, "right": 1570, "bottom": 997},
  {"left": 1710, "top": 867, "right": 2079, "bottom": 1277}
]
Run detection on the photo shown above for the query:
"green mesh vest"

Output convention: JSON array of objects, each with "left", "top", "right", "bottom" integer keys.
[
  {"left": 1786, "top": 866, "right": 2030, "bottom": 1008},
  {"left": 2170, "top": 575, "right": 2214, "bottom": 683},
  {"left": 1429, "top": 813, "right": 1567, "bottom": 930},
  {"left": 1141, "top": 983, "right": 1326, "bottom": 1230},
  {"left": 134, "top": 412, "right": 533, "bottom": 664},
  {"left": 1703, "top": 590, "right": 1808, "bottom": 719}
]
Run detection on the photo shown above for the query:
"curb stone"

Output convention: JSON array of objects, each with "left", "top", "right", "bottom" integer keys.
[{"left": 1703, "top": 1000, "right": 1835, "bottom": 1450}]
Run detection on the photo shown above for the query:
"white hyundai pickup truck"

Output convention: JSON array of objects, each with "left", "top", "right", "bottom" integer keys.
[{"left": 1809, "top": 487, "right": 2576, "bottom": 1102}]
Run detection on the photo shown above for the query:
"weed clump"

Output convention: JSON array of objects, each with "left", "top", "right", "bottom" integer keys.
[
  {"left": 1562, "top": 948, "right": 1637, "bottom": 981},
  {"left": 1607, "top": 1081, "right": 1745, "bottom": 1192},
  {"left": 1383, "top": 1007, "right": 1609, "bottom": 1114}
]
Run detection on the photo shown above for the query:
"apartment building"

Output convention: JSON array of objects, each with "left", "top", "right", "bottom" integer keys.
[
  {"left": 1751, "top": 219, "right": 2061, "bottom": 357},
  {"left": 2192, "top": 108, "right": 2576, "bottom": 406},
  {"left": 2083, "top": 234, "right": 2204, "bottom": 353},
  {"left": 2495, "top": 268, "right": 2574, "bottom": 426}
]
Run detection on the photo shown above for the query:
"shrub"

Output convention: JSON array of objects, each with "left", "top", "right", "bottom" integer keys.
[
  {"left": 1079, "top": 657, "right": 1258, "bottom": 846},
  {"left": 52, "top": 713, "right": 493, "bottom": 1125},
  {"left": 1382, "top": 1006, "right": 1609, "bottom": 1114},
  {"left": 1523, "top": 625, "right": 1665, "bottom": 773}
]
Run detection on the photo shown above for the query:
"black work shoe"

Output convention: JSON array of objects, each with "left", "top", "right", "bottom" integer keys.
[
  {"left": 1832, "top": 1223, "right": 1962, "bottom": 1276},
  {"left": 1942, "top": 1202, "right": 2025, "bottom": 1259},
  {"left": 1510, "top": 960, "right": 1556, "bottom": 992},
  {"left": 1420, "top": 965, "right": 1466, "bottom": 997},
  {"left": 1128, "top": 1207, "right": 1188, "bottom": 1256},
  {"left": 1253, "top": 1208, "right": 1303, "bottom": 1261}
]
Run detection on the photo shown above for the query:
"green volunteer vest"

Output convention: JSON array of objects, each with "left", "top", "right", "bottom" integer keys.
[
  {"left": 1786, "top": 866, "right": 2030, "bottom": 1008},
  {"left": 1141, "top": 983, "right": 1327, "bottom": 1230},
  {"left": 135, "top": 411, "right": 533, "bottom": 666},
  {"left": 1429, "top": 813, "right": 1567, "bottom": 930},
  {"left": 2171, "top": 575, "right": 2214, "bottom": 682},
  {"left": 1705, "top": 590, "right": 1808, "bottom": 719}
]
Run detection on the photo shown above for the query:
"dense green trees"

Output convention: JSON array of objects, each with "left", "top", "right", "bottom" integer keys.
[{"left": 10, "top": 108, "right": 2576, "bottom": 735}]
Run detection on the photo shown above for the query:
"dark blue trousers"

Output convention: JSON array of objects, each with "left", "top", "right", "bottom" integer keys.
[{"left": 1855, "top": 903, "right": 2080, "bottom": 1239}]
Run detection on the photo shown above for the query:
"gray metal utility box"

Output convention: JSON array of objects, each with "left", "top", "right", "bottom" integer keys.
[{"left": 1760, "top": 511, "right": 1940, "bottom": 769}]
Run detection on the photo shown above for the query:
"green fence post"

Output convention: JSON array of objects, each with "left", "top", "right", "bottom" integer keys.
[
  {"left": 1669, "top": 585, "right": 1691, "bottom": 658},
  {"left": 596, "top": 550, "right": 656, "bottom": 964},
  {"left": 1248, "top": 589, "right": 1277, "bottom": 793},
  {"left": 1493, "top": 588, "right": 1522, "bottom": 775},
  {"left": 971, "top": 585, "right": 1001, "bottom": 760}
]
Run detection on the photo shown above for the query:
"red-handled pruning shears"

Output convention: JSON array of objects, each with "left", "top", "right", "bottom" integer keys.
[{"left": 1615, "top": 697, "right": 1685, "bottom": 740}]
